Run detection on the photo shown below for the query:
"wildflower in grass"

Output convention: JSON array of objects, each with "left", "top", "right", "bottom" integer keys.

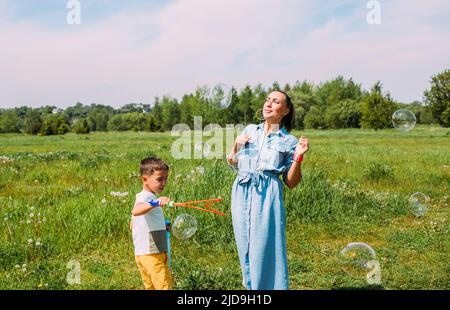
[
  {"left": 196, "top": 166, "right": 205, "bottom": 175},
  {"left": 28, "top": 239, "right": 33, "bottom": 245},
  {"left": 101, "top": 198, "right": 107, "bottom": 204},
  {"left": 0, "top": 156, "right": 14, "bottom": 164},
  {"left": 129, "top": 171, "right": 139, "bottom": 179},
  {"left": 29, "top": 212, "right": 34, "bottom": 218},
  {"left": 14, "top": 265, "right": 20, "bottom": 269},
  {"left": 110, "top": 191, "right": 128, "bottom": 197},
  {"left": 26, "top": 220, "right": 31, "bottom": 224}
]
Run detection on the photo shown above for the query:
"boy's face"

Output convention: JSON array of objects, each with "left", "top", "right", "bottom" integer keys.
[{"left": 142, "top": 170, "right": 169, "bottom": 195}]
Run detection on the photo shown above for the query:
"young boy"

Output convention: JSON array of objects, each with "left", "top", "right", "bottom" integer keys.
[{"left": 131, "top": 157, "right": 172, "bottom": 290}]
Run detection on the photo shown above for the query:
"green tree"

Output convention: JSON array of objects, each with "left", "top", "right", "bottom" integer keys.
[
  {"left": 118, "top": 103, "right": 150, "bottom": 114},
  {"left": 315, "top": 76, "right": 363, "bottom": 107},
  {"left": 291, "top": 80, "right": 317, "bottom": 129},
  {"left": 160, "top": 96, "right": 180, "bottom": 131},
  {"left": 0, "top": 109, "right": 20, "bottom": 133},
  {"left": 72, "top": 118, "right": 90, "bottom": 134},
  {"left": 252, "top": 84, "right": 267, "bottom": 118},
  {"left": 360, "top": 82, "right": 396, "bottom": 130},
  {"left": 87, "top": 104, "right": 113, "bottom": 131},
  {"left": 325, "top": 99, "right": 362, "bottom": 129},
  {"left": 424, "top": 69, "right": 450, "bottom": 127},
  {"left": 150, "top": 98, "right": 163, "bottom": 131},
  {"left": 40, "top": 113, "right": 70, "bottom": 135},
  {"left": 238, "top": 85, "right": 254, "bottom": 124},
  {"left": 65, "top": 102, "right": 89, "bottom": 120},
  {"left": 24, "top": 108, "right": 43, "bottom": 134},
  {"left": 304, "top": 106, "right": 327, "bottom": 129}
]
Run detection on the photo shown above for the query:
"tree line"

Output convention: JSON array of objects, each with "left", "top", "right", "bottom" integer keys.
[{"left": 0, "top": 70, "right": 448, "bottom": 135}]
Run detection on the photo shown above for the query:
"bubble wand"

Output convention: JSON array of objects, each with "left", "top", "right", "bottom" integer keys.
[{"left": 149, "top": 198, "right": 225, "bottom": 216}]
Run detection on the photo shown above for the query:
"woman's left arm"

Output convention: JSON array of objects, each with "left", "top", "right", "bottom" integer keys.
[{"left": 285, "top": 136, "right": 309, "bottom": 189}]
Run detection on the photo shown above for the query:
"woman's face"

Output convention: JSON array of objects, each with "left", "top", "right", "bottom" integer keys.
[{"left": 263, "top": 91, "right": 290, "bottom": 123}]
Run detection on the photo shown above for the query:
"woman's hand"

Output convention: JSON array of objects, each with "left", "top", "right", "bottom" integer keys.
[
  {"left": 294, "top": 136, "right": 309, "bottom": 159},
  {"left": 235, "top": 135, "right": 252, "bottom": 151},
  {"left": 227, "top": 135, "right": 252, "bottom": 165}
]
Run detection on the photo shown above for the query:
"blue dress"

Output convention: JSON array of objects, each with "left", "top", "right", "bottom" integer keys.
[{"left": 230, "top": 123, "right": 298, "bottom": 290}]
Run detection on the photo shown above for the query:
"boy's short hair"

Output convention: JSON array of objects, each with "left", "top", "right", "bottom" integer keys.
[{"left": 140, "top": 157, "right": 169, "bottom": 176}]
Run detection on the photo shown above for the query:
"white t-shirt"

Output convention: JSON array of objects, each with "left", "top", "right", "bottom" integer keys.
[{"left": 131, "top": 190, "right": 167, "bottom": 256}]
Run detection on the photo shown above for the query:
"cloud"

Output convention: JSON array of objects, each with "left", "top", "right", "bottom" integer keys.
[{"left": 0, "top": 0, "right": 449, "bottom": 108}]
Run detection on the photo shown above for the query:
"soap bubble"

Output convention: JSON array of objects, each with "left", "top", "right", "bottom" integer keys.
[
  {"left": 210, "top": 83, "right": 232, "bottom": 108},
  {"left": 254, "top": 109, "right": 265, "bottom": 122},
  {"left": 392, "top": 109, "right": 416, "bottom": 132},
  {"left": 229, "top": 143, "right": 259, "bottom": 173},
  {"left": 172, "top": 214, "right": 197, "bottom": 240},
  {"left": 194, "top": 142, "right": 211, "bottom": 158},
  {"left": 338, "top": 242, "right": 377, "bottom": 278},
  {"left": 409, "top": 192, "right": 430, "bottom": 217},
  {"left": 233, "top": 144, "right": 258, "bottom": 161}
]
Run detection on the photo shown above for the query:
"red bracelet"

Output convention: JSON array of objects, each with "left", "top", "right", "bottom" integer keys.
[{"left": 293, "top": 154, "right": 303, "bottom": 163}]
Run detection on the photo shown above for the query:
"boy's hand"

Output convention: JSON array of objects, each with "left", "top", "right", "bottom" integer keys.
[{"left": 157, "top": 197, "right": 171, "bottom": 207}]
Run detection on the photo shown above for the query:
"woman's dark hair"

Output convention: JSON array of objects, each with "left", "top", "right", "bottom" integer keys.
[{"left": 274, "top": 90, "right": 294, "bottom": 132}]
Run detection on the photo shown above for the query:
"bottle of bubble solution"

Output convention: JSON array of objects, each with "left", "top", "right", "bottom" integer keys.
[{"left": 165, "top": 218, "right": 172, "bottom": 270}]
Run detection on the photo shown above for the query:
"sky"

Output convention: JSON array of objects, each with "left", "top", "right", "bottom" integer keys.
[{"left": 0, "top": 0, "right": 449, "bottom": 108}]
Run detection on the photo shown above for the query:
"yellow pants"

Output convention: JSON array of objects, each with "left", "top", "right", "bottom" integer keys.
[{"left": 135, "top": 252, "right": 172, "bottom": 290}]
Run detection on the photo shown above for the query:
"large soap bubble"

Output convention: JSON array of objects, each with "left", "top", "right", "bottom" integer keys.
[
  {"left": 254, "top": 109, "right": 266, "bottom": 122},
  {"left": 171, "top": 214, "right": 198, "bottom": 240},
  {"left": 229, "top": 143, "right": 259, "bottom": 174},
  {"left": 338, "top": 242, "right": 377, "bottom": 278},
  {"left": 392, "top": 109, "right": 416, "bottom": 132},
  {"left": 409, "top": 192, "right": 430, "bottom": 217},
  {"left": 210, "top": 83, "right": 232, "bottom": 108}
]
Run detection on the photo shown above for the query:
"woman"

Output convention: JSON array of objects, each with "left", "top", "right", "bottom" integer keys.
[{"left": 227, "top": 90, "right": 309, "bottom": 290}]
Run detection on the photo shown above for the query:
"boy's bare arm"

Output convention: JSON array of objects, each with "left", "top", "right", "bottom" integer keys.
[
  {"left": 132, "top": 202, "right": 153, "bottom": 216},
  {"left": 131, "top": 197, "right": 171, "bottom": 216}
]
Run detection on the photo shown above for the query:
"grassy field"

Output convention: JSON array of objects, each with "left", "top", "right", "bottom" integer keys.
[{"left": 0, "top": 125, "right": 449, "bottom": 290}]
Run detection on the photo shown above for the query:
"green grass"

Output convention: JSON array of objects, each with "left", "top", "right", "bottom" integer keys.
[{"left": 0, "top": 125, "right": 449, "bottom": 290}]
